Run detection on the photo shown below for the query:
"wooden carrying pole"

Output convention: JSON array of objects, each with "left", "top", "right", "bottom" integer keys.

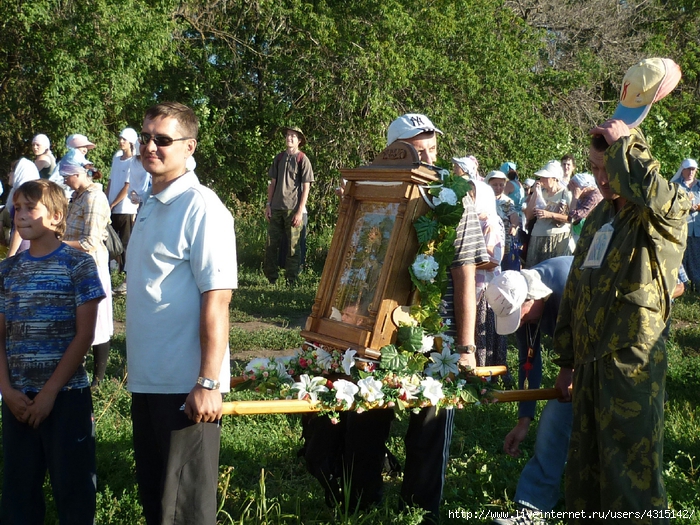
[{"left": 221, "top": 388, "right": 564, "bottom": 416}]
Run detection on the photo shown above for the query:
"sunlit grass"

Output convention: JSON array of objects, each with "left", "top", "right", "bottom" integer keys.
[{"left": 1, "top": 270, "right": 698, "bottom": 524}]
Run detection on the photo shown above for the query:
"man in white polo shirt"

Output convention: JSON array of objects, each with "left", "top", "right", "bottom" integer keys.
[{"left": 125, "top": 102, "right": 237, "bottom": 525}]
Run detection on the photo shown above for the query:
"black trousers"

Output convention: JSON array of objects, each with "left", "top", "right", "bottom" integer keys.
[
  {"left": 302, "top": 406, "right": 453, "bottom": 523},
  {"left": 110, "top": 213, "right": 133, "bottom": 272},
  {"left": 1, "top": 388, "right": 96, "bottom": 525},
  {"left": 131, "top": 393, "right": 221, "bottom": 525}
]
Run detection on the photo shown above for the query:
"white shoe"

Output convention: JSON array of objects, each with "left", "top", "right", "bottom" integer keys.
[{"left": 114, "top": 282, "right": 127, "bottom": 295}]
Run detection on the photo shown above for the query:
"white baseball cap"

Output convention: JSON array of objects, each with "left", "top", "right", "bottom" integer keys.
[
  {"left": 485, "top": 270, "right": 553, "bottom": 335},
  {"left": 387, "top": 113, "right": 443, "bottom": 146},
  {"left": 119, "top": 127, "right": 138, "bottom": 145},
  {"left": 485, "top": 271, "right": 528, "bottom": 335}
]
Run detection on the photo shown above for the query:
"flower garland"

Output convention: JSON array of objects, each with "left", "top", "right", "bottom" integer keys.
[{"left": 237, "top": 173, "right": 489, "bottom": 414}]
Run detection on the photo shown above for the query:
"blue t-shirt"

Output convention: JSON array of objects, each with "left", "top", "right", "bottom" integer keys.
[{"left": 0, "top": 244, "right": 105, "bottom": 392}]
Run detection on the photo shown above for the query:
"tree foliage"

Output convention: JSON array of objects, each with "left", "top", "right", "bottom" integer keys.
[{"left": 1, "top": 0, "right": 699, "bottom": 227}]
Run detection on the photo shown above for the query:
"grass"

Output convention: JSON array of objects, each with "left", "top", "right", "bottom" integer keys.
[{"left": 1, "top": 266, "right": 699, "bottom": 524}]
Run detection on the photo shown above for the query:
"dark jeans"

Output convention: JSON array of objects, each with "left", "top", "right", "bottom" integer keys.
[
  {"left": 110, "top": 213, "right": 134, "bottom": 272},
  {"left": 1, "top": 388, "right": 96, "bottom": 525},
  {"left": 131, "top": 393, "right": 222, "bottom": 525}
]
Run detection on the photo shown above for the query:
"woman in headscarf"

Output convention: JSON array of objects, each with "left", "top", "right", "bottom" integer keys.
[
  {"left": 671, "top": 158, "right": 700, "bottom": 289},
  {"left": 7, "top": 158, "right": 41, "bottom": 256},
  {"left": 524, "top": 160, "right": 572, "bottom": 267},
  {"left": 487, "top": 169, "right": 521, "bottom": 270},
  {"left": 31, "top": 134, "right": 56, "bottom": 179},
  {"left": 59, "top": 150, "right": 113, "bottom": 386}
]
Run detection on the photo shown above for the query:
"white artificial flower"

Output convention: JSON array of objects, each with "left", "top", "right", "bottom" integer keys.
[
  {"left": 399, "top": 376, "right": 421, "bottom": 401},
  {"left": 420, "top": 376, "right": 445, "bottom": 405},
  {"left": 437, "top": 187, "right": 458, "bottom": 206},
  {"left": 412, "top": 254, "right": 440, "bottom": 282},
  {"left": 272, "top": 358, "right": 293, "bottom": 382},
  {"left": 313, "top": 348, "right": 333, "bottom": 371},
  {"left": 333, "top": 379, "right": 359, "bottom": 405},
  {"left": 291, "top": 374, "right": 329, "bottom": 402},
  {"left": 420, "top": 334, "right": 436, "bottom": 354},
  {"left": 426, "top": 348, "right": 460, "bottom": 378},
  {"left": 342, "top": 349, "right": 357, "bottom": 375},
  {"left": 357, "top": 377, "right": 385, "bottom": 403},
  {"left": 245, "top": 357, "right": 271, "bottom": 373}
]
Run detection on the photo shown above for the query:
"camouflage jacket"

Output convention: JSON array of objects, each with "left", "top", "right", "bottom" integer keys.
[{"left": 553, "top": 129, "right": 690, "bottom": 368}]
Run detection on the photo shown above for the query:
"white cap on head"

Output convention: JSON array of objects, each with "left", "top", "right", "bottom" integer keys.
[
  {"left": 534, "top": 160, "right": 564, "bottom": 181},
  {"left": 387, "top": 113, "right": 443, "bottom": 146},
  {"left": 486, "top": 170, "right": 507, "bottom": 182},
  {"left": 119, "top": 127, "right": 138, "bottom": 146},
  {"left": 485, "top": 272, "right": 529, "bottom": 335},
  {"left": 485, "top": 269, "right": 553, "bottom": 335},
  {"left": 682, "top": 158, "right": 698, "bottom": 170}
]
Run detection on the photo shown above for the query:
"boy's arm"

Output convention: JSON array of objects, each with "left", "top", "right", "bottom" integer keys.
[
  {"left": 292, "top": 181, "right": 310, "bottom": 227},
  {"left": 0, "top": 313, "right": 33, "bottom": 421},
  {"left": 24, "top": 298, "right": 100, "bottom": 429}
]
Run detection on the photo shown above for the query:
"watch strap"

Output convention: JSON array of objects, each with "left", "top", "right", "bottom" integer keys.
[{"left": 455, "top": 344, "right": 476, "bottom": 355}]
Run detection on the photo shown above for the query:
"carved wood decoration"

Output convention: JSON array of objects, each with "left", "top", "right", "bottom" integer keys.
[{"left": 301, "top": 141, "right": 440, "bottom": 358}]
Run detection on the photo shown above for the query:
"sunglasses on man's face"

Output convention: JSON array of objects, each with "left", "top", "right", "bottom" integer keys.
[{"left": 138, "top": 133, "right": 194, "bottom": 148}]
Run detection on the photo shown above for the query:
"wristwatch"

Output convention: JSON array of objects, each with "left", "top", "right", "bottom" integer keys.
[
  {"left": 197, "top": 376, "right": 221, "bottom": 390},
  {"left": 455, "top": 344, "right": 476, "bottom": 355}
]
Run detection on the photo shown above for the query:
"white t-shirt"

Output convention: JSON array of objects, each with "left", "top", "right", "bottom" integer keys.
[
  {"left": 108, "top": 155, "right": 139, "bottom": 215},
  {"left": 125, "top": 171, "right": 237, "bottom": 394}
]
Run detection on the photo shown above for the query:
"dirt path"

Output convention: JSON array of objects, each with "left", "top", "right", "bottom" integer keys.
[{"left": 115, "top": 315, "right": 308, "bottom": 363}]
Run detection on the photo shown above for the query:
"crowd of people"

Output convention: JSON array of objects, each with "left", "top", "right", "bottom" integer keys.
[
  {"left": 299, "top": 57, "right": 690, "bottom": 525},
  {"left": 442, "top": 151, "right": 603, "bottom": 391},
  {"left": 0, "top": 55, "right": 695, "bottom": 525},
  {"left": 0, "top": 102, "right": 237, "bottom": 525}
]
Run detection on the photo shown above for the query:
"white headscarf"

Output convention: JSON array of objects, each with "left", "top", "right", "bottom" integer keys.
[
  {"left": 7, "top": 158, "right": 40, "bottom": 213},
  {"left": 570, "top": 172, "right": 596, "bottom": 189},
  {"left": 670, "top": 158, "right": 698, "bottom": 185},
  {"left": 32, "top": 134, "right": 51, "bottom": 153}
]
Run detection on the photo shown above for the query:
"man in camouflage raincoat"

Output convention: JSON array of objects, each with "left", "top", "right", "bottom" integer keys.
[{"left": 553, "top": 119, "right": 690, "bottom": 524}]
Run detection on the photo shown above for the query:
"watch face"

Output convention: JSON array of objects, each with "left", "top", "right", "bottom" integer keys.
[{"left": 198, "top": 377, "right": 219, "bottom": 390}]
